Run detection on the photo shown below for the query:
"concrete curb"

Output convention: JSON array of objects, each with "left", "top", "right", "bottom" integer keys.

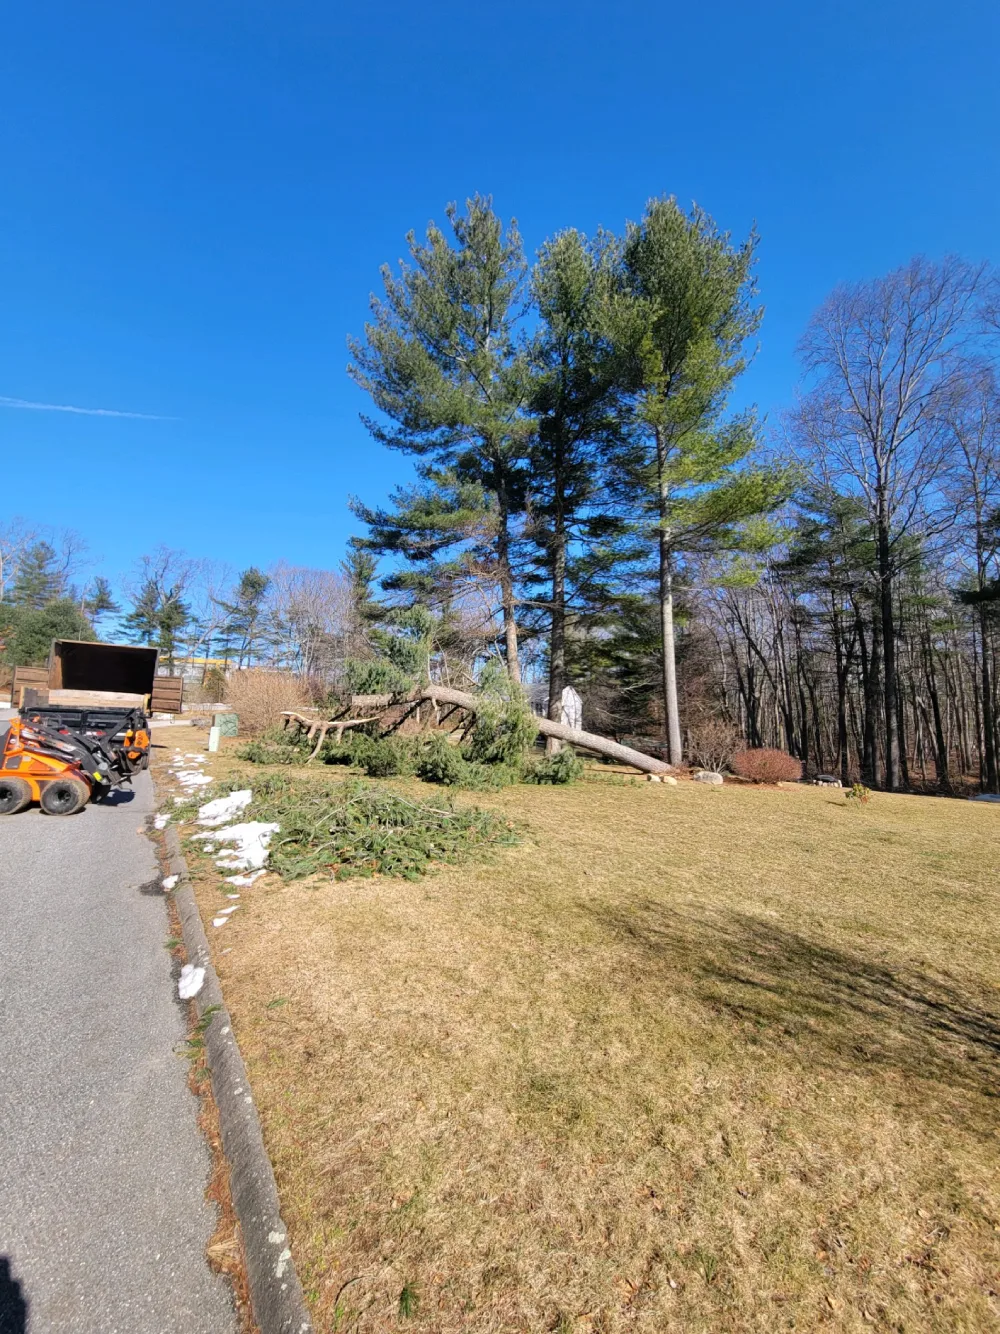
[{"left": 163, "top": 822, "right": 313, "bottom": 1334}]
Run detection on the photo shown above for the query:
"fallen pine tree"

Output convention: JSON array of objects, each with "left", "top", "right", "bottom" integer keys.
[{"left": 350, "top": 686, "right": 673, "bottom": 776}]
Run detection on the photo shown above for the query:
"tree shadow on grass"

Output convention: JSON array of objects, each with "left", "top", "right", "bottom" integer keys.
[{"left": 589, "top": 899, "right": 1000, "bottom": 1117}]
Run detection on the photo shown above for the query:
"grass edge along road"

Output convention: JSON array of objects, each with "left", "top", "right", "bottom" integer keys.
[{"left": 155, "top": 738, "right": 1000, "bottom": 1333}]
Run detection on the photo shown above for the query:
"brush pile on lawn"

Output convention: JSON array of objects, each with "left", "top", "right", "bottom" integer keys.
[{"left": 185, "top": 770, "right": 522, "bottom": 882}]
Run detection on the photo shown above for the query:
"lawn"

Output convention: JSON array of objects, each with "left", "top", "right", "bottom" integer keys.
[{"left": 156, "top": 741, "right": 1000, "bottom": 1332}]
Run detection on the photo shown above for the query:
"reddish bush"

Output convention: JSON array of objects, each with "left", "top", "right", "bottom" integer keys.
[{"left": 731, "top": 747, "right": 803, "bottom": 784}]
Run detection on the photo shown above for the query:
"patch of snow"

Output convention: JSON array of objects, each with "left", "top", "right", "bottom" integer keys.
[
  {"left": 226, "top": 893, "right": 241, "bottom": 899},
  {"left": 218, "top": 904, "right": 239, "bottom": 915},
  {"left": 194, "top": 821, "right": 279, "bottom": 871},
  {"left": 212, "top": 916, "right": 229, "bottom": 928},
  {"left": 197, "top": 790, "right": 252, "bottom": 827},
  {"left": 178, "top": 964, "right": 205, "bottom": 999},
  {"left": 162, "top": 874, "right": 179, "bottom": 890},
  {"left": 153, "top": 813, "right": 170, "bottom": 830},
  {"left": 176, "top": 770, "right": 212, "bottom": 788}
]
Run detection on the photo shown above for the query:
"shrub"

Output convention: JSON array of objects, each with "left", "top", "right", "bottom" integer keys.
[
  {"left": 523, "top": 746, "right": 585, "bottom": 785},
  {"left": 731, "top": 748, "right": 803, "bottom": 784},
  {"left": 687, "top": 718, "right": 740, "bottom": 774},
  {"left": 846, "top": 781, "right": 872, "bottom": 805},
  {"left": 224, "top": 669, "right": 309, "bottom": 736}
]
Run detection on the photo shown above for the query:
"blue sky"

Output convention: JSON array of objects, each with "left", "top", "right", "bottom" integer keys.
[{"left": 2, "top": 0, "right": 998, "bottom": 592}]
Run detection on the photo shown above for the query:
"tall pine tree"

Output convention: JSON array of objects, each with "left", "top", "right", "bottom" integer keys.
[
  {"left": 349, "top": 196, "right": 533, "bottom": 679},
  {"left": 527, "top": 228, "right": 630, "bottom": 727},
  {"left": 617, "top": 197, "right": 785, "bottom": 763}
]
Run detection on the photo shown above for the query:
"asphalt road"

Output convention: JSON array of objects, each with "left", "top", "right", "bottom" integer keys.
[{"left": 0, "top": 762, "right": 236, "bottom": 1333}]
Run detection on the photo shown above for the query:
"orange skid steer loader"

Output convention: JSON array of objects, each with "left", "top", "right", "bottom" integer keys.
[{"left": 0, "top": 705, "right": 150, "bottom": 816}]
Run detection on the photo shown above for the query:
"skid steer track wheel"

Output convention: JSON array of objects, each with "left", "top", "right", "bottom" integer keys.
[
  {"left": 0, "top": 776, "right": 33, "bottom": 815},
  {"left": 40, "top": 777, "right": 90, "bottom": 816}
]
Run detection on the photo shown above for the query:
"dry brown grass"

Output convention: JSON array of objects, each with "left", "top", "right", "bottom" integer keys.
[
  {"left": 157, "top": 743, "right": 1000, "bottom": 1333},
  {"left": 223, "top": 668, "right": 309, "bottom": 735}
]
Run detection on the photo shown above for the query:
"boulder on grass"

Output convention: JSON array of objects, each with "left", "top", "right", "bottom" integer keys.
[{"left": 692, "top": 771, "right": 724, "bottom": 785}]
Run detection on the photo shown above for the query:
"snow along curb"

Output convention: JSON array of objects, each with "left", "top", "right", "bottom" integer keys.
[{"left": 163, "top": 822, "right": 313, "bottom": 1334}]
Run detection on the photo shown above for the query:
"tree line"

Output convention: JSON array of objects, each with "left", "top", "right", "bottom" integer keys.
[
  {"left": 347, "top": 196, "right": 1000, "bottom": 792},
  {"left": 0, "top": 530, "right": 359, "bottom": 686}
]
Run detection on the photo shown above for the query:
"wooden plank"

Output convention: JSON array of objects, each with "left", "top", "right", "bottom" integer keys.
[
  {"left": 150, "top": 700, "right": 182, "bottom": 714},
  {"left": 11, "top": 667, "right": 49, "bottom": 703},
  {"left": 150, "top": 676, "right": 184, "bottom": 712}
]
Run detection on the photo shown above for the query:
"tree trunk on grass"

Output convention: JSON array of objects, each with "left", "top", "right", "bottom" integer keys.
[{"left": 416, "top": 684, "right": 673, "bottom": 775}]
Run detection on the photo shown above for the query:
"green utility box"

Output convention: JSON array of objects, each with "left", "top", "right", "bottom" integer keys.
[{"left": 213, "top": 711, "right": 239, "bottom": 737}]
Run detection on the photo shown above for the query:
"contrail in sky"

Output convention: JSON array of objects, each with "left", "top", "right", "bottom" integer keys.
[{"left": 0, "top": 395, "right": 173, "bottom": 420}]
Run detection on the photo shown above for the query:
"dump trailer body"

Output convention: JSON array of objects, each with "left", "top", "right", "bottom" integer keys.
[
  {"left": 10, "top": 640, "right": 183, "bottom": 712},
  {"left": 50, "top": 640, "right": 158, "bottom": 695}
]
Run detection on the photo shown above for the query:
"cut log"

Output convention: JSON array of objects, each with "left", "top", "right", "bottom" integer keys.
[{"left": 417, "top": 685, "right": 672, "bottom": 775}]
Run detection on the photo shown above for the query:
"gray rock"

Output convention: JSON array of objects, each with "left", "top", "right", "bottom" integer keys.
[{"left": 692, "top": 770, "right": 724, "bottom": 785}]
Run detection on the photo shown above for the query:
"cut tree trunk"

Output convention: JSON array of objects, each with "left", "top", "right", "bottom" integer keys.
[{"left": 416, "top": 685, "right": 673, "bottom": 775}]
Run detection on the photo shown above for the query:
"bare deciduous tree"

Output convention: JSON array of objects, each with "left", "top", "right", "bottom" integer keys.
[
  {"left": 941, "top": 364, "right": 1000, "bottom": 789},
  {"left": 0, "top": 517, "right": 37, "bottom": 602},
  {"left": 794, "top": 255, "right": 987, "bottom": 788},
  {"left": 266, "top": 563, "right": 350, "bottom": 679}
]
